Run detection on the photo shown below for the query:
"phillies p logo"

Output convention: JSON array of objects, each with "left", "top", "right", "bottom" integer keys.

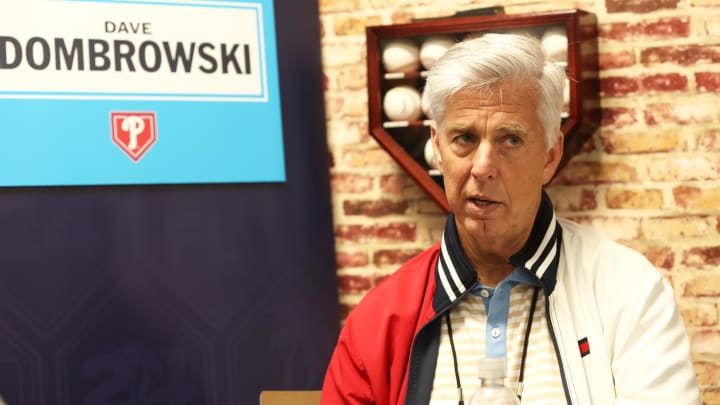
[{"left": 111, "top": 112, "right": 157, "bottom": 162}]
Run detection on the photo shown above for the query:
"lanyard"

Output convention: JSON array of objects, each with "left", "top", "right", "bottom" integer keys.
[{"left": 445, "top": 285, "right": 540, "bottom": 404}]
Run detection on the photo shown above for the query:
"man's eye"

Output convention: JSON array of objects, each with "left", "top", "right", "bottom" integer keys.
[
  {"left": 455, "top": 133, "right": 475, "bottom": 143},
  {"left": 506, "top": 135, "right": 522, "bottom": 146}
]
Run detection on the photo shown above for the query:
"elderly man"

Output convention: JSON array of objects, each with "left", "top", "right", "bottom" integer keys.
[{"left": 321, "top": 33, "right": 699, "bottom": 405}]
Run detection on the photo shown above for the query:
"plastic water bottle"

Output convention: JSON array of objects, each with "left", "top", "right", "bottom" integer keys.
[{"left": 468, "top": 357, "right": 521, "bottom": 405}]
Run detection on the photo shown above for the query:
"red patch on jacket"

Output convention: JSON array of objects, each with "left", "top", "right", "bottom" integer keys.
[{"left": 578, "top": 337, "right": 590, "bottom": 357}]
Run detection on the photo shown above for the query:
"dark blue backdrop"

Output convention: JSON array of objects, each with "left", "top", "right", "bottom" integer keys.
[{"left": 0, "top": 1, "right": 339, "bottom": 404}]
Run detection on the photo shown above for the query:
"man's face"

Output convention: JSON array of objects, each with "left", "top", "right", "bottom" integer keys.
[{"left": 431, "top": 82, "right": 563, "bottom": 260}]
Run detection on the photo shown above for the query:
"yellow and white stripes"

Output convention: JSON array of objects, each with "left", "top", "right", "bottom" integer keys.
[{"left": 429, "top": 285, "right": 566, "bottom": 404}]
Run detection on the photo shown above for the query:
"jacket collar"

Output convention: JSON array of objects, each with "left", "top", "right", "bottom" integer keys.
[{"left": 433, "top": 190, "right": 562, "bottom": 311}]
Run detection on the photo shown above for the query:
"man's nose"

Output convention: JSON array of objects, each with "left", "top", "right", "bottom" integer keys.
[{"left": 470, "top": 142, "right": 498, "bottom": 180}]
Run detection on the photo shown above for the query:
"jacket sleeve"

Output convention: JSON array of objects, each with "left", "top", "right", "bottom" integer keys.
[
  {"left": 321, "top": 315, "right": 376, "bottom": 405},
  {"left": 609, "top": 266, "right": 700, "bottom": 405}
]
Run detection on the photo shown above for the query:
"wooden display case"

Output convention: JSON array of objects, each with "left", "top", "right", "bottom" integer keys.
[{"left": 366, "top": 9, "right": 599, "bottom": 212}]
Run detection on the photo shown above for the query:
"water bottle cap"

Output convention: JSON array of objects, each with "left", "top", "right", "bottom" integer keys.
[{"left": 477, "top": 357, "right": 507, "bottom": 379}]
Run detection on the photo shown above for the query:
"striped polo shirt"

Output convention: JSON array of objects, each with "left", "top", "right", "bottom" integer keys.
[{"left": 429, "top": 268, "right": 566, "bottom": 404}]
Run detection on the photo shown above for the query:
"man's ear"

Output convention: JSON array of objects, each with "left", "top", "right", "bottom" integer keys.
[
  {"left": 542, "top": 131, "right": 564, "bottom": 185},
  {"left": 430, "top": 125, "right": 442, "bottom": 169}
]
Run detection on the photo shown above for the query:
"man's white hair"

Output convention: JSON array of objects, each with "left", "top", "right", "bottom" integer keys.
[{"left": 424, "top": 33, "right": 566, "bottom": 151}]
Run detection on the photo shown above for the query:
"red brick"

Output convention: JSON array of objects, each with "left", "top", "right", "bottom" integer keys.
[
  {"left": 343, "top": 199, "right": 409, "bottom": 217},
  {"left": 641, "top": 73, "right": 688, "bottom": 93},
  {"left": 602, "top": 107, "right": 637, "bottom": 128},
  {"left": 380, "top": 174, "right": 407, "bottom": 194},
  {"left": 695, "top": 360, "right": 720, "bottom": 386},
  {"left": 331, "top": 174, "right": 374, "bottom": 193},
  {"left": 336, "top": 251, "right": 369, "bottom": 268},
  {"left": 642, "top": 215, "right": 713, "bottom": 239},
  {"left": 691, "top": 330, "right": 720, "bottom": 354},
  {"left": 335, "top": 223, "right": 417, "bottom": 243},
  {"left": 696, "top": 72, "right": 720, "bottom": 93},
  {"left": 674, "top": 185, "right": 720, "bottom": 210},
  {"left": 330, "top": 92, "right": 369, "bottom": 119},
  {"left": 373, "top": 249, "right": 423, "bottom": 267},
  {"left": 683, "top": 273, "right": 720, "bottom": 296},
  {"left": 343, "top": 147, "right": 397, "bottom": 168},
  {"left": 648, "top": 157, "right": 720, "bottom": 182},
  {"left": 674, "top": 185, "right": 702, "bottom": 209},
  {"left": 639, "top": 245, "right": 675, "bottom": 269},
  {"left": 553, "top": 161, "right": 638, "bottom": 185},
  {"left": 702, "top": 387, "right": 720, "bottom": 404},
  {"left": 599, "top": 22, "right": 642, "bottom": 41},
  {"left": 546, "top": 188, "right": 598, "bottom": 211},
  {"left": 698, "top": 129, "right": 720, "bottom": 151},
  {"left": 338, "top": 274, "right": 373, "bottom": 293},
  {"left": 325, "top": 96, "right": 345, "bottom": 117},
  {"left": 418, "top": 199, "right": 446, "bottom": 215},
  {"left": 599, "top": 50, "right": 636, "bottom": 69},
  {"left": 374, "top": 223, "right": 417, "bottom": 241},
  {"left": 642, "top": 17, "right": 690, "bottom": 37},
  {"left": 680, "top": 301, "right": 719, "bottom": 327},
  {"left": 602, "top": 129, "right": 682, "bottom": 154},
  {"left": 390, "top": 11, "right": 416, "bottom": 24},
  {"left": 606, "top": 0, "right": 680, "bottom": 13},
  {"left": 600, "top": 76, "right": 641, "bottom": 97},
  {"left": 644, "top": 102, "right": 718, "bottom": 126},
  {"left": 599, "top": 18, "right": 688, "bottom": 40},
  {"left": 606, "top": 188, "right": 663, "bottom": 209},
  {"left": 327, "top": 119, "right": 371, "bottom": 144},
  {"left": 641, "top": 45, "right": 720, "bottom": 66},
  {"left": 682, "top": 246, "right": 720, "bottom": 267},
  {"left": 334, "top": 65, "right": 368, "bottom": 91}
]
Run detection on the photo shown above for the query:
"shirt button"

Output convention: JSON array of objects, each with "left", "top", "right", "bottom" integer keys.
[
  {"left": 491, "top": 328, "right": 501, "bottom": 338},
  {"left": 480, "top": 289, "right": 490, "bottom": 298}
]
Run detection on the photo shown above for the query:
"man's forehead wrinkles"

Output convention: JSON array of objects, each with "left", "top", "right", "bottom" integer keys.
[
  {"left": 497, "top": 123, "right": 529, "bottom": 134},
  {"left": 442, "top": 111, "right": 530, "bottom": 134},
  {"left": 446, "top": 121, "right": 475, "bottom": 132}
]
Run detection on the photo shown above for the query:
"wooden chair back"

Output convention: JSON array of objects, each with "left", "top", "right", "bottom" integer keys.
[{"left": 259, "top": 390, "right": 321, "bottom": 405}]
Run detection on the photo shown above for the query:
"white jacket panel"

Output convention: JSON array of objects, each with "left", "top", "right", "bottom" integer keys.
[{"left": 554, "top": 219, "right": 700, "bottom": 404}]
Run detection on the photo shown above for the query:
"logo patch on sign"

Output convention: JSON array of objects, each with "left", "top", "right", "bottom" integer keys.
[{"left": 110, "top": 112, "right": 157, "bottom": 162}]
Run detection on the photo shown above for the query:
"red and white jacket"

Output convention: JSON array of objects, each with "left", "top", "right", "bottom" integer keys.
[{"left": 321, "top": 192, "right": 700, "bottom": 405}]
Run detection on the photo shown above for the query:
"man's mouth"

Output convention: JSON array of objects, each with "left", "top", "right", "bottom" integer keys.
[{"left": 470, "top": 198, "right": 495, "bottom": 206}]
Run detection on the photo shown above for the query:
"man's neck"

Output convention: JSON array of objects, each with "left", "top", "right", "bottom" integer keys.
[
  {"left": 458, "top": 229, "right": 526, "bottom": 288},
  {"left": 465, "top": 250, "right": 514, "bottom": 288}
]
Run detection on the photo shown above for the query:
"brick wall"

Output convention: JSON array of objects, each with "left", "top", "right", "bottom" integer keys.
[{"left": 319, "top": 0, "right": 720, "bottom": 402}]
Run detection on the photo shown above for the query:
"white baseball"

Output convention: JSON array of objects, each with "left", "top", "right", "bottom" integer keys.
[
  {"left": 564, "top": 78, "right": 571, "bottom": 105},
  {"left": 424, "top": 138, "right": 439, "bottom": 169},
  {"left": 383, "top": 86, "right": 422, "bottom": 121},
  {"left": 419, "top": 36, "right": 455, "bottom": 70},
  {"left": 421, "top": 87, "right": 433, "bottom": 119},
  {"left": 382, "top": 38, "right": 420, "bottom": 73},
  {"left": 541, "top": 27, "right": 568, "bottom": 62}
]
